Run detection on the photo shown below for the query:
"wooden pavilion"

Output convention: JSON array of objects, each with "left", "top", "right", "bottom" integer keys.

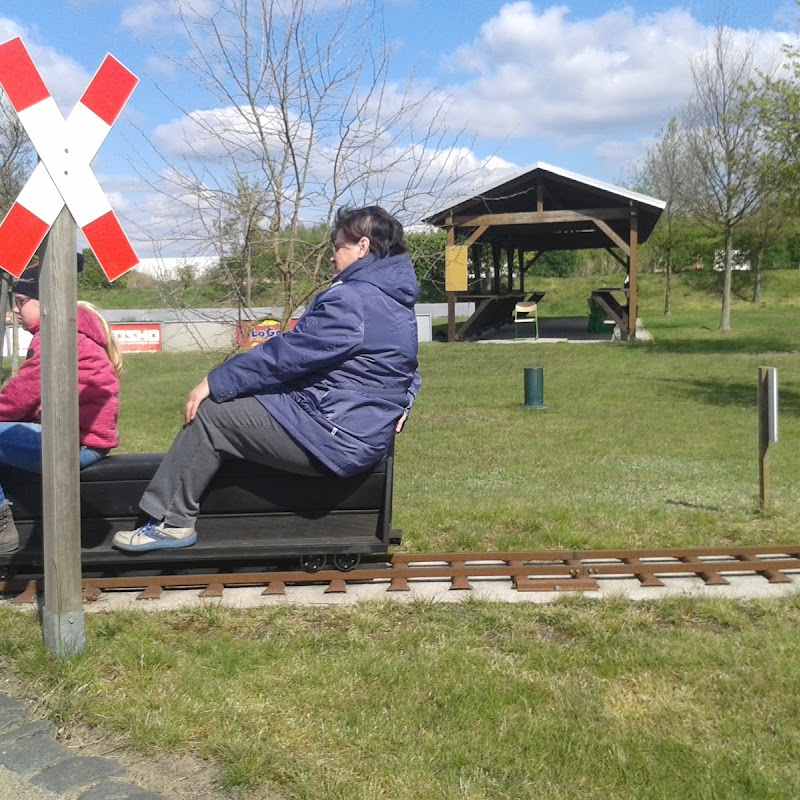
[{"left": 423, "top": 163, "right": 666, "bottom": 342}]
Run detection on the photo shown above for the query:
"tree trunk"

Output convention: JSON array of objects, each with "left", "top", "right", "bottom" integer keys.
[
  {"left": 281, "top": 270, "right": 293, "bottom": 329},
  {"left": 719, "top": 230, "right": 733, "bottom": 331},
  {"left": 663, "top": 260, "right": 672, "bottom": 317},
  {"left": 245, "top": 260, "right": 252, "bottom": 308},
  {"left": 753, "top": 250, "right": 762, "bottom": 304}
]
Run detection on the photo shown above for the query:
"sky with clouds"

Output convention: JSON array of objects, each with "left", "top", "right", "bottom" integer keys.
[{"left": 0, "top": 0, "right": 796, "bottom": 259}]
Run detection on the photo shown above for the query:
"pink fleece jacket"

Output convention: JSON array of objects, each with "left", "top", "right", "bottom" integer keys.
[{"left": 0, "top": 306, "right": 120, "bottom": 449}]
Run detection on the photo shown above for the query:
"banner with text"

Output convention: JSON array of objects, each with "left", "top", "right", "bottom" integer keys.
[
  {"left": 235, "top": 318, "right": 298, "bottom": 348},
  {"left": 110, "top": 322, "right": 162, "bottom": 352}
]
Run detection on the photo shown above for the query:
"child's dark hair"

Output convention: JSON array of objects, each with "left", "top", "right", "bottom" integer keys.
[{"left": 332, "top": 206, "right": 407, "bottom": 258}]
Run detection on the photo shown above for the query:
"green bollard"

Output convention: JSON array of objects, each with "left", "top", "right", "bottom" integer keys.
[{"left": 524, "top": 366, "right": 547, "bottom": 409}]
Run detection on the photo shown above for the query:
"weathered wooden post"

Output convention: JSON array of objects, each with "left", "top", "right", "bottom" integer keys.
[
  {"left": 0, "top": 37, "right": 139, "bottom": 657},
  {"left": 40, "top": 208, "right": 84, "bottom": 655},
  {"left": 0, "top": 273, "right": 10, "bottom": 377}
]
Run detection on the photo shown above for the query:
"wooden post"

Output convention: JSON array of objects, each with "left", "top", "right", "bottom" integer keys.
[
  {"left": 446, "top": 220, "right": 456, "bottom": 342},
  {"left": 40, "top": 207, "right": 85, "bottom": 657},
  {"left": 11, "top": 302, "right": 20, "bottom": 375},
  {"left": 628, "top": 208, "right": 638, "bottom": 341},
  {"left": 757, "top": 366, "right": 771, "bottom": 513},
  {"left": 0, "top": 272, "right": 14, "bottom": 379}
]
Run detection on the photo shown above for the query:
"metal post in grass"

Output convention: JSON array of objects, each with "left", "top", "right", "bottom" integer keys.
[
  {"left": 757, "top": 366, "right": 778, "bottom": 513},
  {"left": 523, "top": 366, "right": 547, "bottom": 410}
]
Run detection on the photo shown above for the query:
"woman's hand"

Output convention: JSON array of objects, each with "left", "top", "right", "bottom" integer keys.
[
  {"left": 395, "top": 411, "right": 409, "bottom": 434},
  {"left": 185, "top": 376, "right": 210, "bottom": 425}
]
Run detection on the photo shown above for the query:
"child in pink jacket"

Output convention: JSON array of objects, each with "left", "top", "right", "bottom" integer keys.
[{"left": 0, "top": 262, "right": 122, "bottom": 553}]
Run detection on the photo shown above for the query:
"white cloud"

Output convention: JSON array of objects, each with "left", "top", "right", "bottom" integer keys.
[
  {"left": 423, "top": 1, "right": 788, "bottom": 146},
  {"left": 591, "top": 137, "right": 649, "bottom": 185},
  {"left": 152, "top": 104, "right": 316, "bottom": 166},
  {"left": 0, "top": 18, "right": 90, "bottom": 112},
  {"left": 120, "top": 1, "right": 177, "bottom": 35},
  {"left": 120, "top": 0, "right": 226, "bottom": 36}
]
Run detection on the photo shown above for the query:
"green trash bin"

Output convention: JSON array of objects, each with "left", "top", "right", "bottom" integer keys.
[{"left": 588, "top": 301, "right": 613, "bottom": 333}]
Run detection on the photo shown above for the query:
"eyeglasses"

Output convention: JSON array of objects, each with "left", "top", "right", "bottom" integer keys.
[{"left": 12, "top": 296, "right": 32, "bottom": 312}]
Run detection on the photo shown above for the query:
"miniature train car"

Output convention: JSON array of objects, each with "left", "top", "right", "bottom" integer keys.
[{"left": 0, "top": 446, "right": 398, "bottom": 574}]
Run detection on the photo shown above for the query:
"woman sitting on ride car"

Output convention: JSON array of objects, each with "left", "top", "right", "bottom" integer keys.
[{"left": 113, "top": 205, "right": 420, "bottom": 553}]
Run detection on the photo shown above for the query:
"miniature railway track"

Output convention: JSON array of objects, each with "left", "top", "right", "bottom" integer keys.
[{"left": 3, "top": 544, "right": 800, "bottom": 604}]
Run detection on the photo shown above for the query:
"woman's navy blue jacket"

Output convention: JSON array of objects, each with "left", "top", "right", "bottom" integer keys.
[{"left": 207, "top": 251, "right": 420, "bottom": 477}]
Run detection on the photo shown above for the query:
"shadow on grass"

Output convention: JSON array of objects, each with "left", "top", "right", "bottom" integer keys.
[
  {"left": 660, "top": 376, "right": 800, "bottom": 416},
  {"left": 665, "top": 498, "right": 722, "bottom": 512},
  {"left": 647, "top": 332, "right": 798, "bottom": 356}
]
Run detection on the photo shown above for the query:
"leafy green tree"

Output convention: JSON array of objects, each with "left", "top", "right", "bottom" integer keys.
[
  {"left": 528, "top": 250, "right": 579, "bottom": 278},
  {"left": 406, "top": 230, "right": 446, "bottom": 301},
  {"left": 758, "top": 5, "right": 800, "bottom": 218},
  {"left": 736, "top": 192, "right": 787, "bottom": 303},
  {"left": 680, "top": 26, "right": 767, "bottom": 330},
  {"left": 79, "top": 249, "right": 129, "bottom": 290}
]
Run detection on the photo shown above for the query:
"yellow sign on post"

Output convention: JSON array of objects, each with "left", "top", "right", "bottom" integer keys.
[{"left": 445, "top": 245, "right": 468, "bottom": 292}]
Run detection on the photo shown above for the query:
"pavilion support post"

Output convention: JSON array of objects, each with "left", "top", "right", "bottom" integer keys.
[
  {"left": 470, "top": 244, "right": 480, "bottom": 289},
  {"left": 446, "top": 221, "right": 457, "bottom": 342},
  {"left": 40, "top": 207, "right": 85, "bottom": 657},
  {"left": 628, "top": 209, "right": 639, "bottom": 341},
  {"left": 491, "top": 243, "right": 501, "bottom": 294}
]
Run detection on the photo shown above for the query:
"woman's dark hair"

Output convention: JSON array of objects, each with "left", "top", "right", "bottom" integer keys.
[{"left": 332, "top": 206, "right": 407, "bottom": 258}]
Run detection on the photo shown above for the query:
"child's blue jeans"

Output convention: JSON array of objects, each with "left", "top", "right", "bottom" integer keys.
[{"left": 0, "top": 422, "right": 108, "bottom": 505}]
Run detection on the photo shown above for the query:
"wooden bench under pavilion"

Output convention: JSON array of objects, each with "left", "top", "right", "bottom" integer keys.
[{"left": 423, "top": 163, "right": 665, "bottom": 342}]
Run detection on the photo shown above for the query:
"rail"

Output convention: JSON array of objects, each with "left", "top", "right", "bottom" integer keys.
[{"left": 3, "top": 544, "right": 799, "bottom": 603}]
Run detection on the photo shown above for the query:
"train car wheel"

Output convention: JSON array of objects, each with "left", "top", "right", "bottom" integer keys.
[
  {"left": 300, "top": 554, "right": 327, "bottom": 573},
  {"left": 332, "top": 553, "right": 360, "bottom": 572}
]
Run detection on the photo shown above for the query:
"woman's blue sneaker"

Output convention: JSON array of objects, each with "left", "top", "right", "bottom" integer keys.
[{"left": 112, "top": 519, "right": 197, "bottom": 552}]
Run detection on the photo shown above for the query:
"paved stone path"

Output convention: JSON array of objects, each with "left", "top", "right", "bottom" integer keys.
[{"left": 0, "top": 695, "right": 167, "bottom": 800}]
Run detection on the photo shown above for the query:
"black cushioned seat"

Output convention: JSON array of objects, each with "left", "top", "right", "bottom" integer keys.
[{"left": 0, "top": 449, "right": 395, "bottom": 570}]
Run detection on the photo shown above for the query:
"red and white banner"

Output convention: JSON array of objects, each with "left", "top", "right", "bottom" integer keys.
[
  {"left": 0, "top": 37, "right": 139, "bottom": 280},
  {"left": 110, "top": 323, "right": 162, "bottom": 352}
]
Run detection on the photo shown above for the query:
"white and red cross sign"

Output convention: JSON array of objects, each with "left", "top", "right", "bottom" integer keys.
[{"left": 0, "top": 37, "right": 139, "bottom": 280}]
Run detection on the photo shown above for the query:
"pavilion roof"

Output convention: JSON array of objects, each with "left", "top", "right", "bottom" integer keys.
[{"left": 424, "top": 162, "right": 665, "bottom": 251}]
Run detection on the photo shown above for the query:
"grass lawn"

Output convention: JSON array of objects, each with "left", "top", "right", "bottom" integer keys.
[{"left": 2, "top": 270, "right": 800, "bottom": 798}]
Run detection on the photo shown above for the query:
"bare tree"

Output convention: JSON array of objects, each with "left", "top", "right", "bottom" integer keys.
[
  {"left": 135, "top": 0, "right": 473, "bottom": 328},
  {"left": 0, "top": 92, "right": 34, "bottom": 379},
  {"left": 214, "top": 174, "right": 273, "bottom": 309},
  {"left": 0, "top": 94, "right": 32, "bottom": 215},
  {"left": 635, "top": 118, "right": 693, "bottom": 316},
  {"left": 680, "top": 26, "right": 766, "bottom": 331}
]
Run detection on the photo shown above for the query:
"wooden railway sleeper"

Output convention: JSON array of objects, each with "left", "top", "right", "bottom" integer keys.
[{"left": 4, "top": 546, "right": 800, "bottom": 603}]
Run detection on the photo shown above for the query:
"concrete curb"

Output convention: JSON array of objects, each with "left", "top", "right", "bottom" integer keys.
[{"left": 0, "top": 695, "right": 167, "bottom": 800}]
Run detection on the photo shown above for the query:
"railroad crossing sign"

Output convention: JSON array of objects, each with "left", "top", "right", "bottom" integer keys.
[{"left": 0, "top": 37, "right": 139, "bottom": 280}]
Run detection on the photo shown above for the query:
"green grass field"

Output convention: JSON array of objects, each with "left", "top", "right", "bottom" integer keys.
[{"left": 2, "top": 269, "right": 800, "bottom": 798}]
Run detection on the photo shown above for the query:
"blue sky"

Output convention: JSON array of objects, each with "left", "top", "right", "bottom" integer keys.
[{"left": 0, "top": 0, "right": 796, "bottom": 259}]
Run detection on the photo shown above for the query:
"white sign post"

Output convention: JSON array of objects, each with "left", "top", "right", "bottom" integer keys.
[
  {"left": 758, "top": 366, "right": 778, "bottom": 513},
  {"left": 0, "top": 37, "right": 138, "bottom": 656}
]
